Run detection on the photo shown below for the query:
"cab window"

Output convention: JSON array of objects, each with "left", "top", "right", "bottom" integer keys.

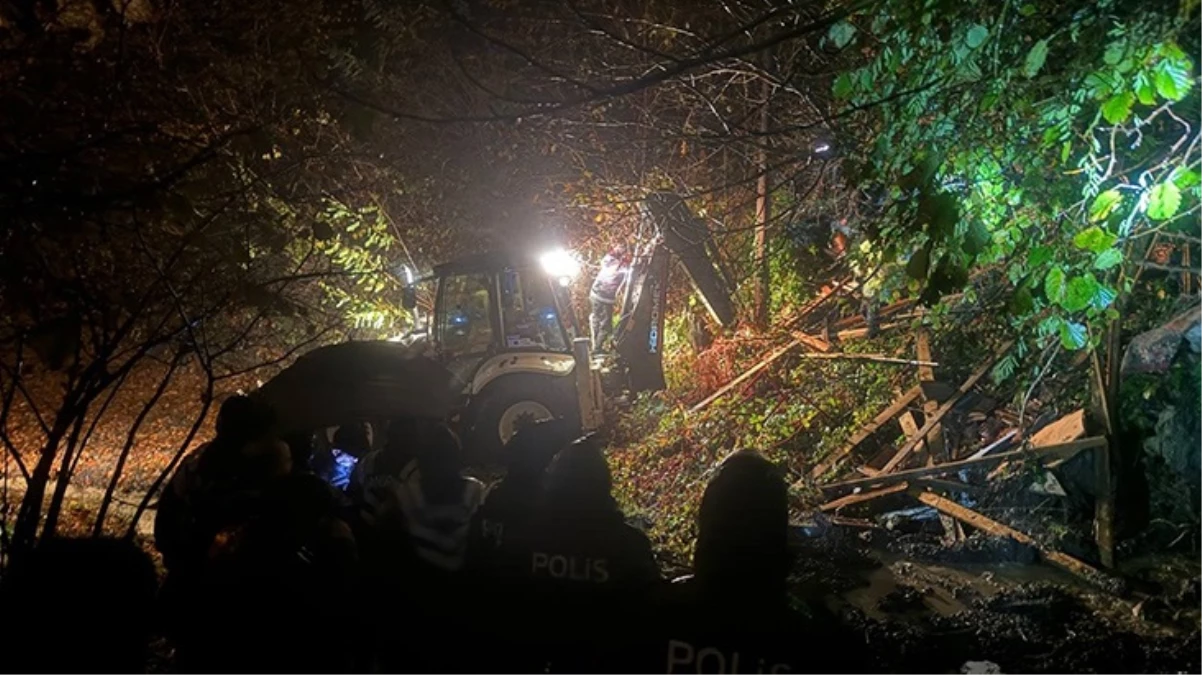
[
  {"left": 499, "top": 268, "right": 568, "bottom": 351},
  {"left": 439, "top": 274, "right": 495, "bottom": 355}
]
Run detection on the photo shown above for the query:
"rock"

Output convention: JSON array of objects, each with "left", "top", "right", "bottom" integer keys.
[
  {"left": 961, "top": 660, "right": 1002, "bottom": 674},
  {"left": 1176, "top": 577, "right": 1200, "bottom": 606},
  {"left": 1121, "top": 305, "right": 1201, "bottom": 375}
]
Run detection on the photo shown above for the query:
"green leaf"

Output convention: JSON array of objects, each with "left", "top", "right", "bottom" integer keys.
[
  {"left": 1146, "top": 182, "right": 1182, "bottom": 221},
  {"left": 1073, "top": 226, "right": 1118, "bottom": 253},
  {"left": 1044, "top": 266, "right": 1066, "bottom": 303},
  {"left": 1093, "top": 248, "right": 1123, "bottom": 270},
  {"left": 1103, "top": 42, "right": 1125, "bottom": 65},
  {"left": 1062, "top": 274, "right": 1099, "bottom": 312},
  {"left": 1024, "top": 40, "right": 1049, "bottom": 78},
  {"left": 1091, "top": 284, "right": 1118, "bottom": 310},
  {"left": 1154, "top": 61, "right": 1193, "bottom": 101},
  {"left": 1136, "top": 82, "right": 1157, "bottom": 105},
  {"left": 1060, "top": 140, "right": 1072, "bottom": 163},
  {"left": 833, "top": 72, "right": 854, "bottom": 99},
  {"left": 1029, "top": 245, "right": 1053, "bottom": 268},
  {"left": 1088, "top": 189, "right": 1123, "bottom": 222},
  {"left": 966, "top": 24, "right": 989, "bottom": 48},
  {"left": 1173, "top": 168, "right": 1200, "bottom": 189},
  {"left": 829, "top": 21, "right": 857, "bottom": 49},
  {"left": 1101, "top": 91, "right": 1135, "bottom": 124},
  {"left": 1059, "top": 321, "right": 1088, "bottom": 350}
]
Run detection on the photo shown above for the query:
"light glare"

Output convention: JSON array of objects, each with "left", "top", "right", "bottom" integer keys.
[{"left": 540, "top": 248, "right": 580, "bottom": 279}]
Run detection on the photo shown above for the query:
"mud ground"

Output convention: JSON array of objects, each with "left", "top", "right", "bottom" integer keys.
[{"left": 789, "top": 522, "right": 1201, "bottom": 674}]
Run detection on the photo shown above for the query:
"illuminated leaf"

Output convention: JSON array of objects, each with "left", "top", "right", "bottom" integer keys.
[
  {"left": 1101, "top": 91, "right": 1134, "bottom": 124},
  {"left": 1044, "top": 266, "right": 1066, "bottom": 304},
  {"left": 1073, "top": 226, "right": 1117, "bottom": 253},
  {"left": 1146, "top": 182, "right": 1182, "bottom": 221},
  {"left": 1154, "top": 55, "right": 1194, "bottom": 101},
  {"left": 1024, "top": 40, "right": 1049, "bottom": 78},
  {"left": 1091, "top": 283, "right": 1118, "bottom": 310},
  {"left": 1093, "top": 248, "right": 1122, "bottom": 270},
  {"left": 829, "top": 21, "right": 856, "bottom": 49},
  {"left": 1173, "top": 169, "right": 1200, "bottom": 189},
  {"left": 1062, "top": 274, "right": 1098, "bottom": 311},
  {"left": 1136, "top": 82, "right": 1157, "bottom": 105},
  {"left": 1088, "top": 189, "right": 1122, "bottom": 221},
  {"left": 1059, "top": 321, "right": 1088, "bottom": 350},
  {"left": 1103, "top": 42, "right": 1125, "bottom": 65},
  {"left": 966, "top": 24, "right": 988, "bottom": 48},
  {"left": 1029, "top": 245, "right": 1053, "bottom": 268}
]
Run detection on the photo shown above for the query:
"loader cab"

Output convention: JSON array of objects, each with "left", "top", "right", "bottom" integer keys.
[{"left": 406, "top": 250, "right": 595, "bottom": 455}]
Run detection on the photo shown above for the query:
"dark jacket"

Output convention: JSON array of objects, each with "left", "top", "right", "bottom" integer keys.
[{"left": 634, "top": 571, "right": 851, "bottom": 672}]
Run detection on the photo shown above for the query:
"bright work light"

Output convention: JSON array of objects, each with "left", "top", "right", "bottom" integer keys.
[{"left": 540, "top": 248, "right": 580, "bottom": 279}]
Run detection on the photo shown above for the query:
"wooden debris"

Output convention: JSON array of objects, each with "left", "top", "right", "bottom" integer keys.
[
  {"left": 912, "top": 477, "right": 982, "bottom": 496},
  {"left": 689, "top": 339, "right": 800, "bottom": 414},
  {"left": 914, "top": 491, "right": 1113, "bottom": 588},
  {"left": 968, "top": 429, "right": 1019, "bottom": 460},
  {"left": 1032, "top": 409, "right": 1087, "bottom": 446},
  {"left": 793, "top": 332, "right": 833, "bottom": 353},
  {"left": 820, "top": 437, "right": 1107, "bottom": 496},
  {"left": 988, "top": 409, "right": 1084, "bottom": 478},
  {"left": 915, "top": 328, "right": 947, "bottom": 460},
  {"left": 877, "top": 341, "right": 1014, "bottom": 474},
  {"left": 819, "top": 483, "right": 908, "bottom": 512},
  {"left": 795, "top": 352, "right": 939, "bottom": 367},
  {"left": 805, "top": 385, "right": 924, "bottom": 480},
  {"left": 835, "top": 322, "right": 906, "bottom": 341}
]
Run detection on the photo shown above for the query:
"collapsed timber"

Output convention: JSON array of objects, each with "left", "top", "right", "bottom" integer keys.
[{"left": 609, "top": 284, "right": 1199, "bottom": 672}]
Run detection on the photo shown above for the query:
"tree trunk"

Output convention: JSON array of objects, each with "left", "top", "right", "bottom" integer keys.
[
  {"left": 125, "top": 376, "right": 213, "bottom": 540},
  {"left": 93, "top": 357, "right": 180, "bottom": 536},
  {"left": 11, "top": 417, "right": 73, "bottom": 558},
  {"left": 752, "top": 59, "right": 772, "bottom": 329},
  {"left": 41, "top": 409, "right": 87, "bottom": 538}
]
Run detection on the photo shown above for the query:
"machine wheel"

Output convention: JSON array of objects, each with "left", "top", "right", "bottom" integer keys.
[{"left": 467, "top": 374, "right": 579, "bottom": 458}]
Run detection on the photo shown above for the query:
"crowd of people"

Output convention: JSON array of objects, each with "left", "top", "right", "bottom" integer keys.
[{"left": 0, "top": 394, "right": 865, "bottom": 674}]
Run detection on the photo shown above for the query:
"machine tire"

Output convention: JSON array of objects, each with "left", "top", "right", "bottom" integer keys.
[{"left": 466, "top": 374, "right": 580, "bottom": 459}]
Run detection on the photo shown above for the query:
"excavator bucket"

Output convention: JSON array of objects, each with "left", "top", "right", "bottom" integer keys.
[
  {"left": 614, "top": 241, "right": 670, "bottom": 393},
  {"left": 642, "top": 192, "right": 737, "bottom": 327}
]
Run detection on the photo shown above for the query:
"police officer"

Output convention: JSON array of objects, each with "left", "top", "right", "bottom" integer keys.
[
  {"left": 649, "top": 450, "right": 865, "bottom": 674},
  {"left": 519, "top": 436, "right": 660, "bottom": 672}
]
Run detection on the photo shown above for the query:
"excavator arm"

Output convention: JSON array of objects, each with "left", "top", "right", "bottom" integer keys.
[{"left": 613, "top": 192, "right": 737, "bottom": 393}]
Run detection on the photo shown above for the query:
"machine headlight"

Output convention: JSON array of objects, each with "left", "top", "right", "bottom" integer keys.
[{"left": 540, "top": 248, "right": 580, "bottom": 280}]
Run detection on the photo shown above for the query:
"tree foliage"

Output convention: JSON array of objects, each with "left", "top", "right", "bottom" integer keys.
[{"left": 829, "top": 0, "right": 1199, "bottom": 363}]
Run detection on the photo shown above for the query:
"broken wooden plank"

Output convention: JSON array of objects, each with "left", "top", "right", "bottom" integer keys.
[
  {"left": 988, "top": 409, "right": 1084, "bottom": 478},
  {"left": 968, "top": 428, "right": 1019, "bottom": 460},
  {"left": 877, "top": 341, "right": 1015, "bottom": 474},
  {"left": 819, "top": 482, "right": 909, "bottom": 512},
  {"left": 805, "top": 385, "right": 924, "bottom": 480},
  {"left": 912, "top": 477, "right": 982, "bottom": 496},
  {"left": 689, "top": 339, "right": 800, "bottom": 414},
  {"left": 835, "top": 322, "right": 906, "bottom": 341},
  {"left": 794, "top": 352, "right": 939, "bottom": 367},
  {"left": 896, "top": 410, "right": 928, "bottom": 466},
  {"left": 914, "top": 491, "right": 1113, "bottom": 587},
  {"left": 820, "top": 437, "right": 1108, "bottom": 496},
  {"left": 918, "top": 332, "right": 948, "bottom": 460},
  {"left": 793, "top": 332, "right": 833, "bottom": 353},
  {"left": 1032, "top": 409, "right": 1087, "bottom": 446}
]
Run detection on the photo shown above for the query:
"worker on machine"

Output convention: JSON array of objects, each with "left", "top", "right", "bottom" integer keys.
[{"left": 589, "top": 243, "right": 631, "bottom": 353}]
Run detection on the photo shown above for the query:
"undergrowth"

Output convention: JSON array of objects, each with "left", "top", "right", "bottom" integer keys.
[{"left": 609, "top": 294, "right": 1011, "bottom": 565}]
